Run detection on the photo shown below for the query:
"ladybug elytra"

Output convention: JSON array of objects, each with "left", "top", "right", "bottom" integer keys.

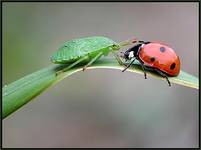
[{"left": 121, "top": 40, "right": 181, "bottom": 86}]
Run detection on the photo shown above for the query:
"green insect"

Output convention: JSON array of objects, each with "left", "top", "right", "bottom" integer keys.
[{"left": 51, "top": 36, "right": 134, "bottom": 75}]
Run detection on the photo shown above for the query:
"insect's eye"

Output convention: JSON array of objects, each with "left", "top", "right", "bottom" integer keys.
[{"left": 112, "top": 44, "right": 119, "bottom": 50}]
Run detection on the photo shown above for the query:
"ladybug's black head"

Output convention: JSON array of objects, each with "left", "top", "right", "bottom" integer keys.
[
  {"left": 120, "top": 50, "right": 132, "bottom": 61},
  {"left": 122, "top": 43, "right": 142, "bottom": 60},
  {"left": 124, "top": 51, "right": 130, "bottom": 60},
  {"left": 121, "top": 41, "right": 151, "bottom": 61}
]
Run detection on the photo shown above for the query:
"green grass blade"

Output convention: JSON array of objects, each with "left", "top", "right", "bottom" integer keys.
[{"left": 2, "top": 58, "right": 198, "bottom": 119}]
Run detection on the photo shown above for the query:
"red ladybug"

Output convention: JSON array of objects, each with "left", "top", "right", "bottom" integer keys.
[{"left": 121, "top": 41, "right": 180, "bottom": 86}]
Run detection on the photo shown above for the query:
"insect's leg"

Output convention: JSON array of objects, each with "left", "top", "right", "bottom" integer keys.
[
  {"left": 111, "top": 48, "right": 125, "bottom": 66},
  {"left": 56, "top": 55, "right": 88, "bottom": 75},
  {"left": 154, "top": 69, "right": 171, "bottom": 86},
  {"left": 83, "top": 51, "right": 103, "bottom": 71},
  {"left": 122, "top": 58, "right": 136, "bottom": 72},
  {"left": 138, "top": 61, "right": 147, "bottom": 79}
]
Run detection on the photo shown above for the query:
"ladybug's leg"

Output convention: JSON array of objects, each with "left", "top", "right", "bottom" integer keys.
[
  {"left": 138, "top": 61, "right": 147, "bottom": 79},
  {"left": 122, "top": 58, "right": 136, "bottom": 72},
  {"left": 154, "top": 69, "right": 171, "bottom": 86},
  {"left": 83, "top": 51, "right": 103, "bottom": 71}
]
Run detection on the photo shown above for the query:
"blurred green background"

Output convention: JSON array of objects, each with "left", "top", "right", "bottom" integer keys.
[{"left": 2, "top": 2, "right": 198, "bottom": 148}]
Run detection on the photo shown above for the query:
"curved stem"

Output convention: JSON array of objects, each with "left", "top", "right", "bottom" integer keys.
[{"left": 2, "top": 58, "right": 198, "bottom": 119}]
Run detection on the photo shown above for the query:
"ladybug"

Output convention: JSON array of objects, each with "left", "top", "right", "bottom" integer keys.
[{"left": 121, "top": 40, "right": 180, "bottom": 86}]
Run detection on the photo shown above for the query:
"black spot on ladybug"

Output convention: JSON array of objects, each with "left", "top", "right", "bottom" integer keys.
[
  {"left": 150, "top": 57, "right": 155, "bottom": 62},
  {"left": 160, "top": 47, "right": 166, "bottom": 52},
  {"left": 170, "top": 63, "right": 176, "bottom": 70}
]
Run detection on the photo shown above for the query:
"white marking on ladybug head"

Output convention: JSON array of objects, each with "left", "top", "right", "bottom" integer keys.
[
  {"left": 141, "top": 44, "right": 145, "bottom": 48},
  {"left": 128, "top": 51, "right": 134, "bottom": 59}
]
